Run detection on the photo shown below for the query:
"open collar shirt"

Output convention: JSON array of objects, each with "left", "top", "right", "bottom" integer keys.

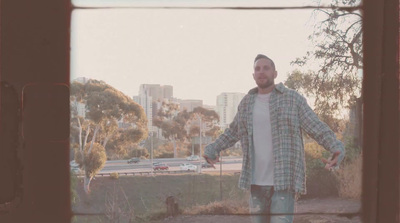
[{"left": 204, "top": 83, "right": 345, "bottom": 194}]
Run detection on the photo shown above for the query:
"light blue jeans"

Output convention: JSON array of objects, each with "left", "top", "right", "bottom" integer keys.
[{"left": 249, "top": 185, "right": 295, "bottom": 223}]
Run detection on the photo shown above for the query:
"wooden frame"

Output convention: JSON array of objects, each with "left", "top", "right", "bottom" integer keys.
[{"left": 0, "top": 0, "right": 398, "bottom": 222}]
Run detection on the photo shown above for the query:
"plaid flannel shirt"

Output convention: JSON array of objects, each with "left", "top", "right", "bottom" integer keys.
[{"left": 204, "top": 83, "right": 345, "bottom": 194}]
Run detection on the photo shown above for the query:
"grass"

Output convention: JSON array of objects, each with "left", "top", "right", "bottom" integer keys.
[
  {"left": 71, "top": 156, "right": 362, "bottom": 223},
  {"left": 72, "top": 172, "right": 247, "bottom": 222}
]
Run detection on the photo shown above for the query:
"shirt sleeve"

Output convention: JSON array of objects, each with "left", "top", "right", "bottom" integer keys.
[
  {"left": 298, "top": 96, "right": 346, "bottom": 166},
  {"left": 204, "top": 110, "right": 241, "bottom": 160}
]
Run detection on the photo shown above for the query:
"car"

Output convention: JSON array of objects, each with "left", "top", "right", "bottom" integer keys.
[
  {"left": 70, "top": 160, "right": 79, "bottom": 168},
  {"left": 186, "top": 155, "right": 200, "bottom": 161},
  {"left": 180, "top": 163, "right": 197, "bottom": 171},
  {"left": 201, "top": 162, "right": 213, "bottom": 168},
  {"left": 127, "top": 157, "right": 140, "bottom": 164},
  {"left": 153, "top": 163, "right": 169, "bottom": 171},
  {"left": 70, "top": 166, "right": 81, "bottom": 174}
]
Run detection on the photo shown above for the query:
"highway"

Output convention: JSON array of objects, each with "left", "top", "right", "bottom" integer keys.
[{"left": 98, "top": 157, "right": 243, "bottom": 174}]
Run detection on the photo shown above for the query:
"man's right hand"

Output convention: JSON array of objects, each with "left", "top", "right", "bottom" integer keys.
[
  {"left": 321, "top": 151, "right": 341, "bottom": 171},
  {"left": 203, "top": 155, "right": 219, "bottom": 169}
]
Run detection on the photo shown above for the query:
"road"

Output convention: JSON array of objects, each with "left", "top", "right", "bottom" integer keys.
[{"left": 98, "top": 157, "right": 243, "bottom": 174}]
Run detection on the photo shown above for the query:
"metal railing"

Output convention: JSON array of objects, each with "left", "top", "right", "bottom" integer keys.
[{"left": 73, "top": 169, "right": 197, "bottom": 177}]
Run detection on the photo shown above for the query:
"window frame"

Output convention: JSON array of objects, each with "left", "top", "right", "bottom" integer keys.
[{"left": 0, "top": 0, "right": 398, "bottom": 222}]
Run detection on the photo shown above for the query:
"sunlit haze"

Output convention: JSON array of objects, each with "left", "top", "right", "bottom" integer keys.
[{"left": 70, "top": 8, "right": 317, "bottom": 106}]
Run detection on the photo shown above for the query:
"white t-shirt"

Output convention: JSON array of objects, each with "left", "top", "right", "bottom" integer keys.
[{"left": 252, "top": 93, "right": 274, "bottom": 186}]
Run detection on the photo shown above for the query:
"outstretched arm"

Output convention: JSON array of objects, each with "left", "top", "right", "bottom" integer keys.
[
  {"left": 299, "top": 96, "right": 345, "bottom": 168},
  {"left": 203, "top": 112, "right": 241, "bottom": 168}
]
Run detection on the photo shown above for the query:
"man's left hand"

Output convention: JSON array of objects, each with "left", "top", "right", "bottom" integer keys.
[{"left": 321, "top": 151, "right": 341, "bottom": 171}]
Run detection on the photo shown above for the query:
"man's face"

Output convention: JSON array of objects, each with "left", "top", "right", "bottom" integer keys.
[{"left": 253, "top": 58, "right": 277, "bottom": 89}]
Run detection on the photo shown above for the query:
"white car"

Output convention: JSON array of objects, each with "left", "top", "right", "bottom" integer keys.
[
  {"left": 186, "top": 155, "right": 200, "bottom": 161},
  {"left": 180, "top": 163, "right": 197, "bottom": 171},
  {"left": 70, "top": 160, "right": 79, "bottom": 168},
  {"left": 70, "top": 166, "right": 81, "bottom": 174}
]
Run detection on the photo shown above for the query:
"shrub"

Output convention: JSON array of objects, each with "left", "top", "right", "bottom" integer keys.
[
  {"left": 110, "top": 172, "right": 119, "bottom": 179},
  {"left": 127, "top": 144, "right": 150, "bottom": 160},
  {"left": 303, "top": 141, "right": 339, "bottom": 198},
  {"left": 304, "top": 168, "right": 339, "bottom": 198},
  {"left": 154, "top": 143, "right": 174, "bottom": 158}
]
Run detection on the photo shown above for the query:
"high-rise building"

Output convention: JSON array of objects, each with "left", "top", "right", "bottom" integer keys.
[
  {"left": 216, "top": 92, "right": 246, "bottom": 129},
  {"left": 133, "top": 93, "right": 153, "bottom": 132},
  {"left": 139, "top": 84, "right": 173, "bottom": 102},
  {"left": 163, "top": 85, "right": 173, "bottom": 100},
  {"left": 134, "top": 84, "right": 174, "bottom": 133}
]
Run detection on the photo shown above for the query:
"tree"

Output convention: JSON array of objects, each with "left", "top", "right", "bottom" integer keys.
[
  {"left": 70, "top": 79, "right": 148, "bottom": 193},
  {"left": 157, "top": 101, "right": 180, "bottom": 119},
  {"left": 187, "top": 107, "right": 220, "bottom": 157},
  {"left": 75, "top": 143, "right": 106, "bottom": 194},
  {"left": 97, "top": 118, "right": 119, "bottom": 149},
  {"left": 153, "top": 102, "right": 221, "bottom": 157},
  {"left": 153, "top": 101, "right": 188, "bottom": 158},
  {"left": 105, "top": 127, "right": 149, "bottom": 159},
  {"left": 142, "top": 134, "right": 166, "bottom": 157},
  {"left": 189, "top": 107, "right": 220, "bottom": 139},
  {"left": 286, "top": 0, "right": 362, "bottom": 126}
]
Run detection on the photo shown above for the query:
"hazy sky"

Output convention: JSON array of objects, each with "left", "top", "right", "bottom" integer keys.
[{"left": 70, "top": 7, "right": 319, "bottom": 106}]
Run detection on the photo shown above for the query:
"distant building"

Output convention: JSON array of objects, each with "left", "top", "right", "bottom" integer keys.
[
  {"left": 216, "top": 92, "right": 245, "bottom": 129},
  {"left": 134, "top": 84, "right": 174, "bottom": 134},
  {"left": 162, "top": 85, "right": 173, "bottom": 100},
  {"left": 178, "top": 99, "right": 203, "bottom": 112},
  {"left": 139, "top": 84, "right": 173, "bottom": 102},
  {"left": 72, "top": 76, "right": 90, "bottom": 84},
  {"left": 202, "top": 104, "right": 217, "bottom": 112},
  {"left": 133, "top": 93, "right": 153, "bottom": 132},
  {"left": 70, "top": 100, "right": 86, "bottom": 118}
]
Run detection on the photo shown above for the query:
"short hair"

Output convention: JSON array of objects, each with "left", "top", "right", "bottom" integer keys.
[{"left": 254, "top": 54, "right": 276, "bottom": 70}]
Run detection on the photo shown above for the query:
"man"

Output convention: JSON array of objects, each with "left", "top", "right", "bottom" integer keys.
[{"left": 203, "top": 54, "right": 345, "bottom": 223}]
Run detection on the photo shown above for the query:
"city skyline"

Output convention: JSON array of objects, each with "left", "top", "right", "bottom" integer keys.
[{"left": 74, "top": 76, "right": 245, "bottom": 108}]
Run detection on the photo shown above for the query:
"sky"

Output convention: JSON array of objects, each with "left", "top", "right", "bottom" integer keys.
[{"left": 70, "top": 4, "right": 322, "bottom": 106}]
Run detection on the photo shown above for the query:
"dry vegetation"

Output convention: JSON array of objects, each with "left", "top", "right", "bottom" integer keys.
[
  {"left": 334, "top": 154, "right": 362, "bottom": 199},
  {"left": 183, "top": 199, "right": 249, "bottom": 215}
]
